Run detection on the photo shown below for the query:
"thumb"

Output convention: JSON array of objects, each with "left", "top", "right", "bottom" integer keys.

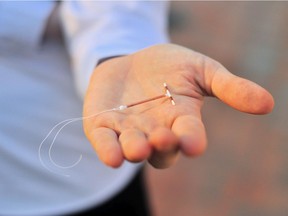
[{"left": 210, "top": 66, "right": 274, "bottom": 114}]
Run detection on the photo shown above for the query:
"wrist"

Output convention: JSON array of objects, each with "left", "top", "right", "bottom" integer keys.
[{"left": 97, "top": 55, "right": 124, "bottom": 67}]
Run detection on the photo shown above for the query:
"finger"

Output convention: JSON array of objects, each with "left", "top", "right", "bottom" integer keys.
[
  {"left": 148, "top": 127, "right": 179, "bottom": 168},
  {"left": 209, "top": 65, "right": 274, "bottom": 114},
  {"left": 172, "top": 115, "right": 207, "bottom": 157},
  {"left": 119, "top": 129, "right": 151, "bottom": 163},
  {"left": 89, "top": 127, "right": 124, "bottom": 168}
]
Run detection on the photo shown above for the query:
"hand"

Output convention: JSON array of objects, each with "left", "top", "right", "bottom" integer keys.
[{"left": 83, "top": 44, "right": 274, "bottom": 168}]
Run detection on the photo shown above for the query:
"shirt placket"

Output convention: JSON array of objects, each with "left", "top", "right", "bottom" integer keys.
[{"left": 0, "top": 1, "right": 55, "bottom": 50}]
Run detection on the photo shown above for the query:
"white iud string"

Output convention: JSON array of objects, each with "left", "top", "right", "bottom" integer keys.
[{"left": 38, "top": 83, "right": 175, "bottom": 177}]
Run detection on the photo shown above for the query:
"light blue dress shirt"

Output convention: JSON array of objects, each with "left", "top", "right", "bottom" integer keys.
[{"left": 0, "top": 1, "right": 169, "bottom": 215}]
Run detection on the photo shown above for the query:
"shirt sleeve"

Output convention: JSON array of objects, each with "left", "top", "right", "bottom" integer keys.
[{"left": 59, "top": 1, "right": 170, "bottom": 98}]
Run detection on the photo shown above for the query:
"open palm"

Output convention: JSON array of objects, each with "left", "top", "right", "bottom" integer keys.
[{"left": 83, "top": 44, "right": 274, "bottom": 168}]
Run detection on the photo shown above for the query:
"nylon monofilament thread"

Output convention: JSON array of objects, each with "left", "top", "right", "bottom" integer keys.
[
  {"left": 38, "top": 108, "right": 118, "bottom": 177},
  {"left": 48, "top": 119, "right": 83, "bottom": 169},
  {"left": 39, "top": 82, "right": 175, "bottom": 177}
]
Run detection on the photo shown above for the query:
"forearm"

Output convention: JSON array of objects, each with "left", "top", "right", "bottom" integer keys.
[{"left": 59, "top": 1, "right": 170, "bottom": 98}]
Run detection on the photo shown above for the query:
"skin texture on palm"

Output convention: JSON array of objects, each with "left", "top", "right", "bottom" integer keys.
[{"left": 83, "top": 44, "right": 274, "bottom": 169}]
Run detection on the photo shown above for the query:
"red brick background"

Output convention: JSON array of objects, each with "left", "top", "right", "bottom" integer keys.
[{"left": 146, "top": 2, "right": 288, "bottom": 216}]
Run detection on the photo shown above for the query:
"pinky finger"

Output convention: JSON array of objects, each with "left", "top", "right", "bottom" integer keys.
[{"left": 89, "top": 127, "right": 124, "bottom": 168}]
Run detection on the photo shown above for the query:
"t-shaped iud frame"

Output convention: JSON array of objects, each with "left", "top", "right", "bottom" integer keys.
[
  {"left": 163, "top": 83, "right": 176, "bottom": 106},
  {"left": 116, "top": 83, "right": 175, "bottom": 111}
]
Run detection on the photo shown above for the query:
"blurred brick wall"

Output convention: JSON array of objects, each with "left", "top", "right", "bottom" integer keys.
[{"left": 146, "top": 2, "right": 288, "bottom": 216}]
